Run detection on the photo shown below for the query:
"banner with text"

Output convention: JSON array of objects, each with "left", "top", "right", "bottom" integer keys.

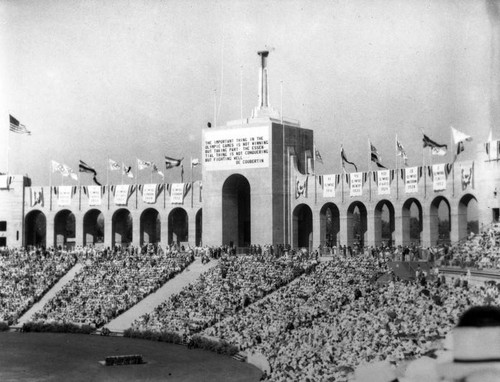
[
  {"left": 114, "top": 185, "right": 130, "bottom": 206},
  {"left": 405, "top": 167, "right": 419, "bottom": 193},
  {"left": 377, "top": 170, "right": 391, "bottom": 195},
  {"left": 204, "top": 126, "right": 269, "bottom": 171},
  {"left": 350, "top": 172, "right": 363, "bottom": 197},
  {"left": 432, "top": 164, "right": 446, "bottom": 192},
  {"left": 322, "top": 174, "right": 336, "bottom": 198},
  {"left": 57, "top": 186, "right": 73, "bottom": 207},
  {"left": 142, "top": 184, "right": 158, "bottom": 204},
  {"left": 87, "top": 185, "right": 102, "bottom": 206},
  {"left": 170, "top": 183, "right": 185, "bottom": 204}
]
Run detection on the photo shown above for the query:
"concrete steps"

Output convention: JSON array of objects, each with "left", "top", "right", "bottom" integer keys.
[
  {"left": 105, "top": 257, "right": 218, "bottom": 332},
  {"left": 16, "top": 263, "right": 84, "bottom": 325}
]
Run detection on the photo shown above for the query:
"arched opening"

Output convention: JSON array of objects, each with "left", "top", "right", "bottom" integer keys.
[
  {"left": 83, "top": 209, "right": 104, "bottom": 246},
  {"left": 293, "top": 204, "right": 313, "bottom": 249},
  {"left": 112, "top": 208, "right": 132, "bottom": 247},
  {"left": 347, "top": 202, "right": 367, "bottom": 249},
  {"left": 54, "top": 209, "right": 76, "bottom": 249},
  {"left": 222, "top": 174, "right": 251, "bottom": 247},
  {"left": 402, "top": 198, "right": 422, "bottom": 246},
  {"left": 195, "top": 209, "right": 202, "bottom": 246},
  {"left": 374, "top": 200, "right": 395, "bottom": 247},
  {"left": 168, "top": 208, "right": 188, "bottom": 245},
  {"left": 140, "top": 208, "right": 161, "bottom": 245},
  {"left": 25, "top": 210, "right": 46, "bottom": 248},
  {"left": 319, "top": 203, "right": 340, "bottom": 248},
  {"left": 458, "top": 194, "right": 478, "bottom": 241},
  {"left": 430, "top": 196, "right": 451, "bottom": 245}
]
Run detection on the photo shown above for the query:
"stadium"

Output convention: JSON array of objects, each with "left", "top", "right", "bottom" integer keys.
[{"left": 2, "top": 1, "right": 500, "bottom": 381}]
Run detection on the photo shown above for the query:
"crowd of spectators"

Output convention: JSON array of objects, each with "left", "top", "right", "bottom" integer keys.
[
  {"left": 32, "top": 246, "right": 193, "bottom": 327},
  {"left": 0, "top": 247, "right": 77, "bottom": 325},
  {"left": 201, "top": 253, "right": 499, "bottom": 381},
  {"left": 437, "top": 225, "right": 500, "bottom": 270},
  {"left": 130, "top": 250, "right": 317, "bottom": 336}
]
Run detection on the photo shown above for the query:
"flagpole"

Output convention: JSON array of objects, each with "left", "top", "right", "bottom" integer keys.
[
  {"left": 49, "top": 161, "right": 52, "bottom": 211},
  {"left": 190, "top": 158, "right": 194, "bottom": 209},
  {"left": 281, "top": 80, "right": 286, "bottom": 245},
  {"left": 6, "top": 115, "right": 10, "bottom": 173},
  {"left": 214, "top": 89, "right": 217, "bottom": 129},
  {"left": 240, "top": 65, "right": 243, "bottom": 124},
  {"left": 106, "top": 157, "right": 109, "bottom": 186},
  {"left": 341, "top": 144, "right": 344, "bottom": 204},
  {"left": 368, "top": 139, "right": 371, "bottom": 202},
  {"left": 395, "top": 135, "right": 399, "bottom": 200},
  {"left": 136, "top": 158, "right": 139, "bottom": 186}
]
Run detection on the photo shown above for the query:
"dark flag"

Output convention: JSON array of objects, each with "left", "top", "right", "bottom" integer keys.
[
  {"left": 370, "top": 142, "right": 386, "bottom": 169},
  {"left": 165, "top": 156, "right": 183, "bottom": 169},
  {"left": 341, "top": 146, "right": 358, "bottom": 172},
  {"left": 79, "top": 160, "right": 101, "bottom": 185},
  {"left": 79, "top": 160, "right": 97, "bottom": 175},
  {"left": 422, "top": 133, "right": 447, "bottom": 156},
  {"left": 9, "top": 114, "right": 31, "bottom": 135}
]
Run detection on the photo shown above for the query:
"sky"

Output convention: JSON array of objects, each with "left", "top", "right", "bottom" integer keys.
[{"left": 1, "top": 0, "right": 499, "bottom": 185}]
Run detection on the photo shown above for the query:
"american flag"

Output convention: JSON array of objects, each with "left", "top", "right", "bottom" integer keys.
[{"left": 9, "top": 115, "right": 31, "bottom": 135}]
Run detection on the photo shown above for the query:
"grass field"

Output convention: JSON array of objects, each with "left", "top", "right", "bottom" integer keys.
[{"left": 0, "top": 332, "right": 262, "bottom": 382}]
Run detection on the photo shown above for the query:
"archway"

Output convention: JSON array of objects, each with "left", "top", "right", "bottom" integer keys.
[
  {"left": 430, "top": 196, "right": 451, "bottom": 245},
  {"left": 222, "top": 174, "right": 251, "bottom": 247},
  {"left": 347, "top": 201, "right": 367, "bottom": 249},
  {"left": 374, "top": 200, "right": 395, "bottom": 247},
  {"left": 319, "top": 203, "right": 340, "bottom": 247},
  {"left": 25, "top": 210, "right": 46, "bottom": 248},
  {"left": 140, "top": 208, "right": 161, "bottom": 245},
  {"left": 195, "top": 209, "right": 202, "bottom": 246},
  {"left": 168, "top": 208, "right": 188, "bottom": 245},
  {"left": 83, "top": 209, "right": 104, "bottom": 246},
  {"left": 458, "top": 194, "right": 478, "bottom": 241},
  {"left": 402, "top": 198, "right": 423, "bottom": 246},
  {"left": 293, "top": 204, "right": 313, "bottom": 249},
  {"left": 54, "top": 209, "right": 76, "bottom": 249},
  {"left": 112, "top": 208, "right": 132, "bottom": 247}
]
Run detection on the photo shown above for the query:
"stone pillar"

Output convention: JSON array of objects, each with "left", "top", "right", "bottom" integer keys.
[
  {"left": 46, "top": 213, "right": 55, "bottom": 248},
  {"left": 75, "top": 214, "right": 83, "bottom": 246},
  {"left": 394, "top": 212, "right": 403, "bottom": 247},
  {"left": 161, "top": 209, "right": 169, "bottom": 245},
  {"left": 132, "top": 216, "right": 140, "bottom": 247},
  {"left": 104, "top": 212, "right": 113, "bottom": 248},
  {"left": 188, "top": 210, "right": 197, "bottom": 247},
  {"left": 366, "top": 209, "right": 376, "bottom": 247},
  {"left": 339, "top": 213, "right": 349, "bottom": 248}
]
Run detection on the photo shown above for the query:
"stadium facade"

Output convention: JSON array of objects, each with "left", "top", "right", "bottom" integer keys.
[{"left": 1, "top": 52, "right": 500, "bottom": 250}]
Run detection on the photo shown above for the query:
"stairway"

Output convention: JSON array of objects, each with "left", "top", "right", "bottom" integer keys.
[
  {"left": 16, "top": 263, "right": 84, "bottom": 326},
  {"left": 105, "top": 257, "right": 218, "bottom": 333}
]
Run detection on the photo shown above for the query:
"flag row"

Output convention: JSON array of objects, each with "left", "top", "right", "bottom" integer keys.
[
  {"left": 29, "top": 182, "right": 200, "bottom": 208},
  {"left": 48, "top": 157, "right": 201, "bottom": 185},
  {"left": 297, "top": 162, "right": 474, "bottom": 199},
  {"left": 318, "top": 127, "right": 474, "bottom": 173}
]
